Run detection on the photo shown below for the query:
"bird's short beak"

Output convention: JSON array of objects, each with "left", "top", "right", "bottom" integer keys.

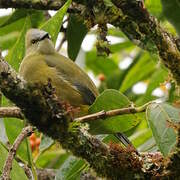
[{"left": 39, "top": 32, "right": 50, "bottom": 41}]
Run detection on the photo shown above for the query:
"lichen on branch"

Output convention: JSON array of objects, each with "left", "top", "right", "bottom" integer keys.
[{"left": 0, "top": 57, "right": 144, "bottom": 179}]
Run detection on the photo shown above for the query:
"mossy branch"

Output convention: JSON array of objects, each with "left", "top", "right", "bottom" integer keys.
[
  {"left": 0, "top": 57, "right": 144, "bottom": 179},
  {"left": 0, "top": 58, "right": 169, "bottom": 179},
  {"left": 1, "top": 0, "right": 179, "bottom": 84},
  {"left": 0, "top": 56, "right": 179, "bottom": 179}
]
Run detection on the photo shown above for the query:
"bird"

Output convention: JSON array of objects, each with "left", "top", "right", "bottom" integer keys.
[{"left": 19, "top": 28, "right": 134, "bottom": 148}]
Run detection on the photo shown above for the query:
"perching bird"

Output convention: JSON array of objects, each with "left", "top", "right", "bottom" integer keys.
[{"left": 19, "top": 28, "right": 134, "bottom": 148}]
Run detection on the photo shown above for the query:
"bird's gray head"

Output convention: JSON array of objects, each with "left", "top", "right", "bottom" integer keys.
[{"left": 25, "top": 28, "right": 55, "bottom": 55}]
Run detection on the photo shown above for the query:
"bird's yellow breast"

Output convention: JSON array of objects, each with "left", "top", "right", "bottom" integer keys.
[{"left": 19, "top": 53, "right": 85, "bottom": 107}]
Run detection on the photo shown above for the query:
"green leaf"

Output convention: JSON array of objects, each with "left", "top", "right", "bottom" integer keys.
[
  {"left": 109, "top": 41, "right": 134, "bottom": 53},
  {"left": 0, "top": 9, "right": 30, "bottom": 28},
  {"left": 0, "top": 32, "right": 19, "bottom": 50},
  {"left": 147, "top": 103, "right": 180, "bottom": 156},
  {"left": 55, "top": 156, "right": 86, "bottom": 180},
  {"left": 105, "top": 70, "right": 126, "bottom": 90},
  {"left": 3, "top": 118, "right": 29, "bottom": 162},
  {"left": 145, "top": 0, "right": 162, "bottom": 18},
  {"left": 144, "top": 68, "right": 168, "bottom": 97},
  {"left": 120, "top": 53, "right": 156, "bottom": 93},
  {"left": 138, "top": 137, "right": 158, "bottom": 152},
  {"left": 139, "top": 67, "right": 168, "bottom": 104},
  {"left": 108, "top": 28, "right": 126, "bottom": 38},
  {"left": 6, "top": 16, "right": 31, "bottom": 71},
  {"left": 40, "top": 0, "right": 72, "bottom": 44},
  {"left": 86, "top": 50, "right": 119, "bottom": 76},
  {"left": 103, "top": 52, "right": 143, "bottom": 91},
  {"left": 130, "top": 128, "right": 152, "bottom": 148},
  {"left": 39, "top": 135, "right": 54, "bottom": 153},
  {"left": 30, "top": 10, "right": 45, "bottom": 28},
  {"left": 0, "top": 9, "right": 44, "bottom": 28},
  {"left": 161, "top": 0, "right": 180, "bottom": 35},
  {"left": 88, "top": 89, "right": 142, "bottom": 134},
  {"left": 67, "top": 15, "right": 87, "bottom": 61},
  {"left": 0, "top": 18, "right": 26, "bottom": 36},
  {"left": 36, "top": 150, "right": 69, "bottom": 169},
  {"left": 0, "top": 15, "right": 10, "bottom": 27},
  {"left": 0, "top": 142, "right": 28, "bottom": 180}
]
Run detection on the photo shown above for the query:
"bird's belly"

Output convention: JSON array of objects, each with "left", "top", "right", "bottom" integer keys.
[{"left": 22, "top": 65, "right": 85, "bottom": 107}]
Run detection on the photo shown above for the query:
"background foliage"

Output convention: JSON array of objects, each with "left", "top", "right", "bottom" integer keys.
[{"left": 0, "top": 0, "right": 180, "bottom": 179}]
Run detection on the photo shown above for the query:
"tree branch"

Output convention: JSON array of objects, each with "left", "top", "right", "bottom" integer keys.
[
  {"left": 75, "top": 103, "right": 148, "bottom": 122},
  {"left": 110, "top": 0, "right": 180, "bottom": 84},
  {"left": 1, "top": 0, "right": 179, "bottom": 84},
  {"left": 0, "top": 0, "right": 65, "bottom": 10},
  {"left": 0, "top": 103, "right": 148, "bottom": 122},
  {"left": 0, "top": 56, "right": 152, "bottom": 179},
  {"left": 0, "top": 0, "right": 179, "bottom": 178},
  {"left": 1, "top": 126, "right": 33, "bottom": 180},
  {"left": 0, "top": 107, "right": 23, "bottom": 119},
  {"left": 0, "top": 52, "right": 179, "bottom": 179}
]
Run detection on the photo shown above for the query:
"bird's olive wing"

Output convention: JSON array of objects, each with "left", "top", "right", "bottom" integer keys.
[
  {"left": 73, "top": 82, "right": 96, "bottom": 105},
  {"left": 44, "top": 55, "right": 96, "bottom": 105}
]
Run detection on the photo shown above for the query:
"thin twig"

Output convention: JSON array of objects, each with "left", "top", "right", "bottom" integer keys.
[
  {"left": 75, "top": 103, "right": 150, "bottom": 122},
  {"left": 0, "top": 103, "right": 150, "bottom": 123},
  {"left": 1, "top": 126, "right": 33, "bottom": 180},
  {"left": 56, "top": 35, "right": 66, "bottom": 52},
  {"left": 0, "top": 102, "right": 150, "bottom": 122},
  {"left": 0, "top": 107, "right": 23, "bottom": 119}
]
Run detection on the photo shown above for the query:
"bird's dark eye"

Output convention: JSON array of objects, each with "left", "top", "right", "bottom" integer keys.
[{"left": 31, "top": 39, "right": 36, "bottom": 44}]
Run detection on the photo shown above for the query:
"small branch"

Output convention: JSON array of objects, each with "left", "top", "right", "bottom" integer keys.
[
  {"left": 0, "top": 0, "right": 65, "bottom": 10},
  {"left": 75, "top": 103, "right": 148, "bottom": 122},
  {"left": 0, "top": 0, "right": 82, "bottom": 13},
  {"left": 0, "top": 57, "right": 145, "bottom": 179},
  {"left": 0, "top": 102, "right": 149, "bottom": 122},
  {"left": 0, "top": 107, "right": 23, "bottom": 119},
  {"left": 1, "top": 126, "right": 33, "bottom": 180},
  {"left": 56, "top": 35, "right": 66, "bottom": 52}
]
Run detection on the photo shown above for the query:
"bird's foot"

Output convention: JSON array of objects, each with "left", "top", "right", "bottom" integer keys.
[{"left": 61, "top": 101, "right": 80, "bottom": 120}]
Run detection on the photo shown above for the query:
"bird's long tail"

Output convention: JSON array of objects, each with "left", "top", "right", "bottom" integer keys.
[{"left": 115, "top": 132, "right": 139, "bottom": 154}]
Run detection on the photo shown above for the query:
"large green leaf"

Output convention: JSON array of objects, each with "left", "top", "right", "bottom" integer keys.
[
  {"left": 0, "top": 15, "right": 10, "bottom": 26},
  {"left": 147, "top": 103, "right": 180, "bottom": 156},
  {"left": 0, "top": 142, "right": 28, "bottom": 179},
  {"left": 120, "top": 53, "right": 156, "bottom": 93},
  {"left": 0, "top": 18, "right": 27, "bottom": 36},
  {"left": 67, "top": 14, "right": 87, "bottom": 61},
  {"left": 88, "top": 89, "right": 142, "bottom": 134},
  {"left": 3, "top": 118, "right": 29, "bottom": 162},
  {"left": 55, "top": 156, "right": 86, "bottom": 180},
  {"left": 138, "top": 137, "right": 158, "bottom": 152},
  {"left": 6, "top": 16, "right": 31, "bottom": 71},
  {"left": 40, "top": 0, "right": 71, "bottom": 44}
]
